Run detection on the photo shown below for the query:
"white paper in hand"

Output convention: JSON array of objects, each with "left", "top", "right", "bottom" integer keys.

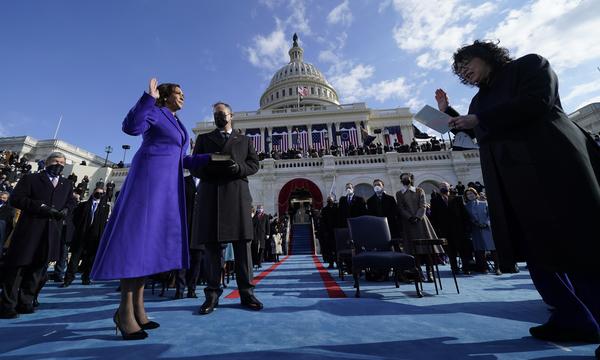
[
  {"left": 414, "top": 105, "right": 451, "bottom": 134},
  {"left": 452, "top": 131, "right": 479, "bottom": 149}
]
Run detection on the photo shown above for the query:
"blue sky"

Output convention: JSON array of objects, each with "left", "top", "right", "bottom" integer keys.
[{"left": 1, "top": 0, "right": 599, "bottom": 159}]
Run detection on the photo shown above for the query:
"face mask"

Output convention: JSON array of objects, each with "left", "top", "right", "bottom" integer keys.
[
  {"left": 345, "top": 188, "right": 353, "bottom": 195},
  {"left": 466, "top": 194, "right": 477, "bottom": 201},
  {"left": 46, "top": 164, "right": 64, "bottom": 177},
  {"left": 401, "top": 179, "right": 411, "bottom": 186},
  {"left": 0, "top": 200, "right": 5, "bottom": 206},
  {"left": 214, "top": 111, "right": 228, "bottom": 128},
  {"left": 440, "top": 188, "right": 449, "bottom": 194},
  {"left": 93, "top": 192, "right": 103, "bottom": 200},
  {"left": 374, "top": 185, "right": 383, "bottom": 193},
  {"left": 257, "top": 208, "right": 264, "bottom": 214}
]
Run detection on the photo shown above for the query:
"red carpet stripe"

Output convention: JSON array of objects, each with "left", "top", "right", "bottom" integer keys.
[
  {"left": 312, "top": 254, "right": 346, "bottom": 298},
  {"left": 225, "top": 255, "right": 291, "bottom": 299}
]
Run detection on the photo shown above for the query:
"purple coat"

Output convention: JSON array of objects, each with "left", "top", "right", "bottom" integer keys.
[{"left": 91, "top": 92, "right": 208, "bottom": 280}]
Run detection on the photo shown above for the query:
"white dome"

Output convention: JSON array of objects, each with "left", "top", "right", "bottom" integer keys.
[{"left": 259, "top": 34, "right": 340, "bottom": 110}]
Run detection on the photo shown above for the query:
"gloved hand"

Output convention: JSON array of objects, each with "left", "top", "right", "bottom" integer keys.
[
  {"left": 226, "top": 161, "right": 240, "bottom": 176},
  {"left": 50, "top": 208, "right": 66, "bottom": 220},
  {"left": 39, "top": 204, "right": 54, "bottom": 218}
]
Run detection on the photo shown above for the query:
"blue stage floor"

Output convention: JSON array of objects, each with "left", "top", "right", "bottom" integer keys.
[{"left": 0, "top": 255, "right": 597, "bottom": 359}]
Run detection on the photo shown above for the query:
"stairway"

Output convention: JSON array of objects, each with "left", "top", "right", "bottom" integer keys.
[{"left": 290, "top": 224, "right": 313, "bottom": 255}]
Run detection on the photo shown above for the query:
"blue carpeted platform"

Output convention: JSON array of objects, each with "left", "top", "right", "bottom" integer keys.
[{"left": 0, "top": 255, "right": 597, "bottom": 359}]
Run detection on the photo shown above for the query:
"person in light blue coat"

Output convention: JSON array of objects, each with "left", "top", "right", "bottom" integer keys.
[{"left": 464, "top": 188, "right": 501, "bottom": 275}]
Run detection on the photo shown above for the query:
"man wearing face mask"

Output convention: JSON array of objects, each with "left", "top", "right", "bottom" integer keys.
[
  {"left": 318, "top": 196, "right": 338, "bottom": 268},
  {"left": 190, "top": 102, "right": 261, "bottom": 315},
  {"left": 366, "top": 179, "right": 400, "bottom": 240},
  {"left": 251, "top": 205, "right": 270, "bottom": 270},
  {"left": 429, "top": 181, "right": 474, "bottom": 274},
  {"left": 62, "top": 187, "right": 110, "bottom": 287},
  {"left": 0, "top": 152, "right": 75, "bottom": 319},
  {"left": 337, "top": 183, "right": 367, "bottom": 228}
]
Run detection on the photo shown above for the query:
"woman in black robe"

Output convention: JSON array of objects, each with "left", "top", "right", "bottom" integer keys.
[{"left": 445, "top": 40, "right": 600, "bottom": 344}]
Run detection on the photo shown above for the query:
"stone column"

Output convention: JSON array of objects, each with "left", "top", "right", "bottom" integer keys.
[
  {"left": 307, "top": 124, "right": 313, "bottom": 149},
  {"left": 266, "top": 127, "right": 272, "bottom": 153},
  {"left": 287, "top": 125, "right": 292, "bottom": 151}
]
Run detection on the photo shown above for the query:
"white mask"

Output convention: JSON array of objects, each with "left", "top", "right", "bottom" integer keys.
[
  {"left": 466, "top": 194, "right": 477, "bottom": 201},
  {"left": 374, "top": 186, "right": 383, "bottom": 193},
  {"left": 346, "top": 188, "right": 353, "bottom": 195}
]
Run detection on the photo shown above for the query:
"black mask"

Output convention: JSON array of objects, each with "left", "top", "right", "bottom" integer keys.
[
  {"left": 93, "top": 192, "right": 103, "bottom": 199},
  {"left": 401, "top": 179, "right": 411, "bottom": 186},
  {"left": 214, "top": 111, "right": 228, "bottom": 128},
  {"left": 440, "top": 188, "right": 449, "bottom": 194},
  {"left": 46, "top": 164, "right": 64, "bottom": 177}
]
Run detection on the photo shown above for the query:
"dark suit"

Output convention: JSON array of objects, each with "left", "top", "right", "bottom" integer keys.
[
  {"left": 318, "top": 203, "right": 338, "bottom": 265},
  {"left": 0, "top": 203, "right": 16, "bottom": 256},
  {"left": 1, "top": 172, "right": 74, "bottom": 312},
  {"left": 337, "top": 194, "right": 367, "bottom": 228},
  {"left": 190, "top": 128, "right": 259, "bottom": 300},
  {"left": 429, "top": 194, "right": 473, "bottom": 271},
  {"left": 366, "top": 192, "right": 400, "bottom": 238},
  {"left": 65, "top": 197, "right": 110, "bottom": 283},
  {"left": 252, "top": 213, "right": 270, "bottom": 267}
]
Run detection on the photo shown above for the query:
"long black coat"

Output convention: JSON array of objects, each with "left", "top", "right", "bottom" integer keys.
[
  {"left": 71, "top": 198, "right": 110, "bottom": 251},
  {"left": 429, "top": 195, "right": 472, "bottom": 254},
  {"left": 466, "top": 54, "right": 600, "bottom": 271},
  {"left": 252, "top": 213, "right": 270, "bottom": 248},
  {"left": 0, "top": 203, "right": 16, "bottom": 242},
  {"left": 6, "top": 172, "right": 75, "bottom": 267},
  {"left": 337, "top": 195, "right": 367, "bottom": 228},
  {"left": 366, "top": 193, "right": 401, "bottom": 238},
  {"left": 190, "top": 129, "right": 259, "bottom": 245}
]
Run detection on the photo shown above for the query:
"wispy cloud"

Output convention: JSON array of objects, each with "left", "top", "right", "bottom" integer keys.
[
  {"left": 327, "top": 0, "right": 353, "bottom": 27},
  {"left": 487, "top": 0, "right": 600, "bottom": 71}
]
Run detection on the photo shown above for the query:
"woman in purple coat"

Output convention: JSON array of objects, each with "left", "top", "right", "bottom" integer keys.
[{"left": 91, "top": 78, "right": 209, "bottom": 340}]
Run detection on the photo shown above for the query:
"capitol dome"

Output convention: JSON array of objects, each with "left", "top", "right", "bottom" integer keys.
[{"left": 259, "top": 34, "right": 340, "bottom": 110}]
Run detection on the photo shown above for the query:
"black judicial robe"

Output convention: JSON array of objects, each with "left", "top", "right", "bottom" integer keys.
[{"left": 466, "top": 54, "right": 600, "bottom": 272}]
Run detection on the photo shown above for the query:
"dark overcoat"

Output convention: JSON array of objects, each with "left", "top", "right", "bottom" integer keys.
[
  {"left": 190, "top": 129, "right": 259, "bottom": 246},
  {"left": 337, "top": 195, "right": 367, "bottom": 228},
  {"left": 5, "top": 172, "right": 75, "bottom": 267},
  {"left": 71, "top": 198, "right": 110, "bottom": 251},
  {"left": 366, "top": 193, "right": 401, "bottom": 238},
  {"left": 466, "top": 54, "right": 600, "bottom": 271},
  {"left": 252, "top": 213, "right": 270, "bottom": 248}
]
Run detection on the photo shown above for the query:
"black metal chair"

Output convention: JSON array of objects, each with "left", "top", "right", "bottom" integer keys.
[
  {"left": 334, "top": 228, "right": 353, "bottom": 280},
  {"left": 347, "top": 216, "right": 422, "bottom": 298}
]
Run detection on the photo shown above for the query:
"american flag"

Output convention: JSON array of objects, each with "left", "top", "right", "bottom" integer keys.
[
  {"left": 291, "top": 129, "right": 309, "bottom": 150},
  {"left": 297, "top": 86, "right": 309, "bottom": 99},
  {"left": 339, "top": 126, "right": 359, "bottom": 148},
  {"left": 247, "top": 133, "right": 261, "bottom": 153},
  {"left": 384, "top": 126, "right": 403, "bottom": 145},
  {"left": 271, "top": 130, "right": 289, "bottom": 152},
  {"left": 311, "top": 129, "right": 328, "bottom": 150}
]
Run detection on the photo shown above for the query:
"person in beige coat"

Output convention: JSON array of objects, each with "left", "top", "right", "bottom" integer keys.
[{"left": 396, "top": 173, "right": 442, "bottom": 281}]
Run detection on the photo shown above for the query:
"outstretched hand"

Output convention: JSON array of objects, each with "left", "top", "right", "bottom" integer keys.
[
  {"left": 435, "top": 89, "right": 449, "bottom": 112},
  {"left": 148, "top": 78, "right": 159, "bottom": 99}
]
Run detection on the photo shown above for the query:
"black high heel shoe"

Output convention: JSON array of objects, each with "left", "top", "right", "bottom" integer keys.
[
  {"left": 138, "top": 320, "right": 160, "bottom": 330},
  {"left": 113, "top": 311, "right": 148, "bottom": 340}
]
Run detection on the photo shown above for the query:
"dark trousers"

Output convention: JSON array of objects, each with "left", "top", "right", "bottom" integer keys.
[
  {"left": 54, "top": 238, "right": 69, "bottom": 277},
  {"left": 529, "top": 266, "right": 600, "bottom": 333},
  {"left": 65, "top": 242, "right": 96, "bottom": 282},
  {"left": 0, "top": 265, "right": 47, "bottom": 311},
  {"left": 251, "top": 241, "right": 262, "bottom": 267},
  {"left": 175, "top": 249, "right": 204, "bottom": 292},
  {"left": 204, "top": 241, "right": 254, "bottom": 299}
]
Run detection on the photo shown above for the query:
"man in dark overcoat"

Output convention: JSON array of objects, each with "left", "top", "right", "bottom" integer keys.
[
  {"left": 429, "top": 182, "right": 474, "bottom": 273},
  {"left": 318, "top": 196, "right": 338, "bottom": 268},
  {"left": 366, "top": 179, "right": 400, "bottom": 239},
  {"left": 0, "top": 191, "right": 16, "bottom": 259},
  {"left": 0, "top": 152, "right": 74, "bottom": 318},
  {"left": 251, "top": 205, "right": 270, "bottom": 269},
  {"left": 190, "top": 102, "right": 261, "bottom": 315},
  {"left": 337, "top": 183, "right": 367, "bottom": 228},
  {"left": 62, "top": 187, "right": 110, "bottom": 287}
]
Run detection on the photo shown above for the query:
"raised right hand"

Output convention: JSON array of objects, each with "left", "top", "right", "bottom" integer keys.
[
  {"left": 435, "top": 88, "right": 449, "bottom": 112},
  {"left": 148, "top": 78, "right": 160, "bottom": 99}
]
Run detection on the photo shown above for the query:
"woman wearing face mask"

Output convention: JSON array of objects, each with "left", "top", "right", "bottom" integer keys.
[
  {"left": 395, "top": 173, "right": 442, "bottom": 282},
  {"left": 463, "top": 188, "right": 500, "bottom": 275},
  {"left": 90, "top": 78, "right": 211, "bottom": 340}
]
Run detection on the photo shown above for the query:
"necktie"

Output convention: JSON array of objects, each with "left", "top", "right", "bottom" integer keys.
[
  {"left": 222, "top": 132, "right": 230, "bottom": 141},
  {"left": 51, "top": 177, "right": 58, "bottom": 188},
  {"left": 91, "top": 202, "right": 98, "bottom": 224}
]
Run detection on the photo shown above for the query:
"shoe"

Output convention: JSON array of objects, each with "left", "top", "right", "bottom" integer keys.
[
  {"left": 32, "top": 298, "right": 40, "bottom": 308},
  {"left": 60, "top": 277, "right": 74, "bottom": 288},
  {"left": 138, "top": 320, "right": 160, "bottom": 330},
  {"left": 240, "top": 294, "right": 263, "bottom": 311},
  {"left": 16, "top": 304, "right": 35, "bottom": 314},
  {"left": 0, "top": 309, "right": 18, "bottom": 319},
  {"left": 529, "top": 323, "right": 600, "bottom": 343},
  {"left": 198, "top": 298, "right": 219, "bottom": 315},
  {"left": 495, "top": 269, "right": 502, "bottom": 276},
  {"left": 187, "top": 290, "right": 197, "bottom": 298},
  {"left": 81, "top": 278, "right": 91, "bottom": 286},
  {"left": 173, "top": 291, "right": 184, "bottom": 300},
  {"left": 327, "top": 264, "right": 334, "bottom": 269},
  {"left": 51, "top": 273, "right": 64, "bottom": 283},
  {"left": 113, "top": 311, "right": 148, "bottom": 340}
]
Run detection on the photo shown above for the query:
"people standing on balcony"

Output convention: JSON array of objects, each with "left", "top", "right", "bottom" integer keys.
[
  {"left": 446, "top": 40, "right": 600, "bottom": 344},
  {"left": 190, "top": 101, "right": 262, "bottom": 316},
  {"left": 337, "top": 183, "right": 367, "bottom": 228},
  {"left": 90, "top": 78, "right": 211, "bottom": 340},
  {"left": 429, "top": 181, "right": 474, "bottom": 274}
]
